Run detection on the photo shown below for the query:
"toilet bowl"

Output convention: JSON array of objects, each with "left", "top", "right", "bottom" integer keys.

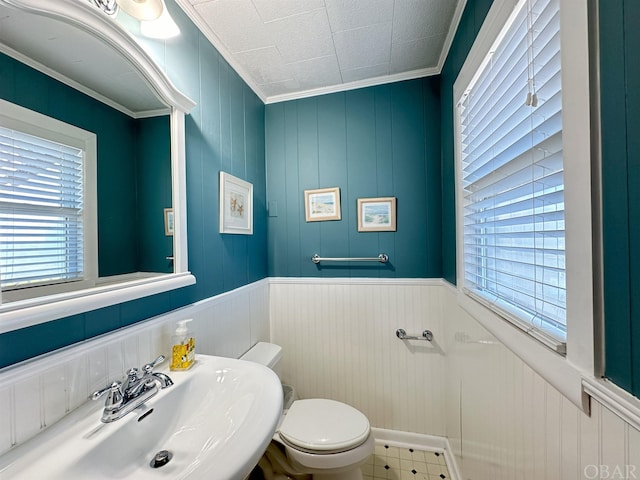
[{"left": 240, "top": 342, "right": 374, "bottom": 480}]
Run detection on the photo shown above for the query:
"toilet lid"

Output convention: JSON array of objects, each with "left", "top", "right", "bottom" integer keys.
[{"left": 278, "top": 399, "right": 370, "bottom": 452}]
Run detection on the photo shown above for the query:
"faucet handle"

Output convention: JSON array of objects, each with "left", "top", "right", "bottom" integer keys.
[
  {"left": 91, "top": 381, "right": 122, "bottom": 401},
  {"left": 143, "top": 355, "right": 166, "bottom": 373}
]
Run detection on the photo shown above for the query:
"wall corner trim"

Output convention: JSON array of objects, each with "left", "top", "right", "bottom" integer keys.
[{"left": 582, "top": 377, "right": 640, "bottom": 431}]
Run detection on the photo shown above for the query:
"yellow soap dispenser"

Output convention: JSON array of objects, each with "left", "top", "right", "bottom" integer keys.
[{"left": 170, "top": 319, "right": 195, "bottom": 371}]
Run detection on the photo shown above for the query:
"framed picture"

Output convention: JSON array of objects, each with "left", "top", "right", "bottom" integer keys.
[
  {"left": 164, "top": 208, "right": 174, "bottom": 236},
  {"left": 219, "top": 171, "right": 253, "bottom": 235},
  {"left": 304, "top": 187, "right": 341, "bottom": 222},
  {"left": 357, "top": 197, "right": 397, "bottom": 232}
]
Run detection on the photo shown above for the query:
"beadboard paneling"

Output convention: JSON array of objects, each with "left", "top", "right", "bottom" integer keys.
[
  {"left": 3, "top": 278, "right": 640, "bottom": 479},
  {"left": 269, "top": 279, "right": 446, "bottom": 437},
  {"left": 440, "top": 285, "right": 640, "bottom": 480},
  {"left": 271, "top": 279, "right": 640, "bottom": 479}
]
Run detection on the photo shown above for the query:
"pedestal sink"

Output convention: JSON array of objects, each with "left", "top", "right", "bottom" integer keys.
[{"left": 0, "top": 354, "right": 283, "bottom": 480}]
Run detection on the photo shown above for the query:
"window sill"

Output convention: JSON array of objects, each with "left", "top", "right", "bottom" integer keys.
[
  {"left": 0, "top": 272, "right": 196, "bottom": 334},
  {"left": 582, "top": 377, "right": 640, "bottom": 431}
]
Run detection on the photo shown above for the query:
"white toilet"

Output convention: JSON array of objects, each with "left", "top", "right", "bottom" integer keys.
[{"left": 240, "top": 342, "right": 375, "bottom": 480}]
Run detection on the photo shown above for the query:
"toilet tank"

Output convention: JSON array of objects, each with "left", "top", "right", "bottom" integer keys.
[{"left": 240, "top": 342, "right": 283, "bottom": 378}]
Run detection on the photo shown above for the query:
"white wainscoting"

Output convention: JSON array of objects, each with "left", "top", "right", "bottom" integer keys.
[
  {"left": 0, "top": 279, "right": 269, "bottom": 456},
  {"left": 270, "top": 279, "right": 640, "bottom": 480},
  {"left": 269, "top": 278, "right": 447, "bottom": 437},
  {"left": 440, "top": 284, "right": 640, "bottom": 480},
  {"left": 2, "top": 277, "right": 640, "bottom": 479}
]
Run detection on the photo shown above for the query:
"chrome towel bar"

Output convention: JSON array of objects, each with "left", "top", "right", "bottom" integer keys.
[
  {"left": 311, "top": 253, "right": 389, "bottom": 264},
  {"left": 396, "top": 328, "right": 433, "bottom": 342}
]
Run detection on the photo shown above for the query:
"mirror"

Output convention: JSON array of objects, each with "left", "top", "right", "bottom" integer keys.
[{"left": 0, "top": 0, "right": 195, "bottom": 332}]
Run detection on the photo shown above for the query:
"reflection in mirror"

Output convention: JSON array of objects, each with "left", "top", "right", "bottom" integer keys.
[
  {"left": 95, "top": 113, "right": 173, "bottom": 280},
  {"left": 0, "top": 0, "right": 195, "bottom": 330}
]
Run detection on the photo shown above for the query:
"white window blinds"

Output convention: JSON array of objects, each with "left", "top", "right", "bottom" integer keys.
[
  {"left": 457, "top": 0, "right": 565, "bottom": 347},
  {"left": 0, "top": 126, "right": 85, "bottom": 290}
]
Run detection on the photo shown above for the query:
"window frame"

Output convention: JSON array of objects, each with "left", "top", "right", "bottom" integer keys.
[
  {"left": 453, "top": 0, "right": 595, "bottom": 410},
  {"left": 0, "top": 98, "right": 98, "bottom": 303},
  {"left": 455, "top": 0, "right": 566, "bottom": 352}
]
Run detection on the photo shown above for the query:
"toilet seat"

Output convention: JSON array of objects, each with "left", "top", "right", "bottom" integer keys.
[{"left": 278, "top": 399, "right": 370, "bottom": 454}]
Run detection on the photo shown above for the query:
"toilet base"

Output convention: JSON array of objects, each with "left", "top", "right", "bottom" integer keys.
[
  {"left": 257, "top": 438, "right": 371, "bottom": 480},
  {"left": 259, "top": 442, "right": 310, "bottom": 480},
  {"left": 311, "top": 469, "right": 363, "bottom": 480},
  {"left": 283, "top": 434, "right": 374, "bottom": 480}
]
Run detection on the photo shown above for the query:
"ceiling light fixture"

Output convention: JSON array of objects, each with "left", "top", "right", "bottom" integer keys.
[
  {"left": 140, "top": 1, "right": 180, "bottom": 39},
  {"left": 116, "top": 0, "right": 163, "bottom": 21}
]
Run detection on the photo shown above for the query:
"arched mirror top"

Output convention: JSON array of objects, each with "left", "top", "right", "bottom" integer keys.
[
  {"left": 0, "top": 0, "right": 196, "bottom": 334},
  {"left": 0, "top": 0, "right": 195, "bottom": 116}
]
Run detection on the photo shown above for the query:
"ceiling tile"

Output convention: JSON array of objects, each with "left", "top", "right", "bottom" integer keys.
[
  {"left": 260, "top": 79, "right": 302, "bottom": 97},
  {"left": 287, "top": 55, "right": 342, "bottom": 90},
  {"left": 265, "top": 9, "right": 334, "bottom": 63},
  {"left": 390, "top": 34, "right": 445, "bottom": 74},
  {"left": 324, "top": 0, "right": 394, "bottom": 33},
  {"left": 178, "top": 0, "right": 464, "bottom": 101},
  {"left": 251, "top": 0, "right": 325, "bottom": 23},
  {"left": 234, "top": 47, "right": 291, "bottom": 85},
  {"left": 194, "top": 0, "right": 272, "bottom": 53},
  {"left": 341, "top": 63, "right": 390, "bottom": 83},
  {"left": 392, "top": 0, "right": 457, "bottom": 44},
  {"left": 333, "top": 22, "right": 392, "bottom": 71}
]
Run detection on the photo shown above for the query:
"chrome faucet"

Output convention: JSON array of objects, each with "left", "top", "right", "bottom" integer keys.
[{"left": 92, "top": 355, "right": 173, "bottom": 423}]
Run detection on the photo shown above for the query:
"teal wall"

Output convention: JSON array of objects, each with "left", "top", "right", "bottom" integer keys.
[
  {"left": 136, "top": 115, "right": 173, "bottom": 274},
  {"left": 439, "top": 0, "right": 494, "bottom": 285},
  {"left": 265, "top": 79, "right": 442, "bottom": 278},
  {"left": 0, "top": 0, "right": 267, "bottom": 368},
  {"left": 600, "top": 0, "right": 640, "bottom": 396}
]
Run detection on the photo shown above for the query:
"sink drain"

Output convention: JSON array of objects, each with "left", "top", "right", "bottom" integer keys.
[{"left": 150, "top": 450, "right": 173, "bottom": 468}]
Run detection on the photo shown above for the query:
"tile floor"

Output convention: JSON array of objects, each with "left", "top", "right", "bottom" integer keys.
[{"left": 362, "top": 444, "right": 451, "bottom": 480}]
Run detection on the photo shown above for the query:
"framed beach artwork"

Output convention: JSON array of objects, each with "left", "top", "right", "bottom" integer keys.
[
  {"left": 164, "top": 208, "right": 174, "bottom": 236},
  {"left": 357, "top": 197, "right": 397, "bottom": 232},
  {"left": 304, "top": 187, "right": 341, "bottom": 222},
  {"left": 219, "top": 171, "right": 253, "bottom": 235}
]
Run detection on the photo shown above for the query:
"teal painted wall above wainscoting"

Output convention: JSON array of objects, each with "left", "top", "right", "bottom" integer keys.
[
  {"left": 439, "top": 0, "right": 494, "bottom": 285},
  {"left": 600, "top": 0, "right": 640, "bottom": 397},
  {"left": 136, "top": 115, "right": 173, "bottom": 275},
  {"left": 265, "top": 78, "right": 442, "bottom": 278}
]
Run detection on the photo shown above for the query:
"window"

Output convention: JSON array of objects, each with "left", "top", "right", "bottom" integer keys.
[
  {"left": 0, "top": 128, "right": 84, "bottom": 289},
  {"left": 456, "top": 0, "right": 565, "bottom": 351},
  {"left": 0, "top": 99, "right": 97, "bottom": 303}
]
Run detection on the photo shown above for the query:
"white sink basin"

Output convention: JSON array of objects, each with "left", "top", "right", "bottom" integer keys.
[{"left": 0, "top": 354, "right": 283, "bottom": 480}]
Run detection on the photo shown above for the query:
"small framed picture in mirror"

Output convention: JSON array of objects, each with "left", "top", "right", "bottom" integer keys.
[{"left": 164, "top": 208, "right": 174, "bottom": 236}]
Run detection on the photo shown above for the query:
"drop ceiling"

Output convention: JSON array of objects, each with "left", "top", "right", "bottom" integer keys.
[{"left": 176, "top": 0, "right": 465, "bottom": 104}]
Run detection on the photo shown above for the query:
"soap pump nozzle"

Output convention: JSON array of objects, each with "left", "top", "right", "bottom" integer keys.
[{"left": 175, "top": 318, "right": 192, "bottom": 337}]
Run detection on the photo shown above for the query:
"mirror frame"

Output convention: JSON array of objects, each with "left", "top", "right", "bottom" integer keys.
[{"left": 0, "top": 0, "right": 196, "bottom": 334}]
